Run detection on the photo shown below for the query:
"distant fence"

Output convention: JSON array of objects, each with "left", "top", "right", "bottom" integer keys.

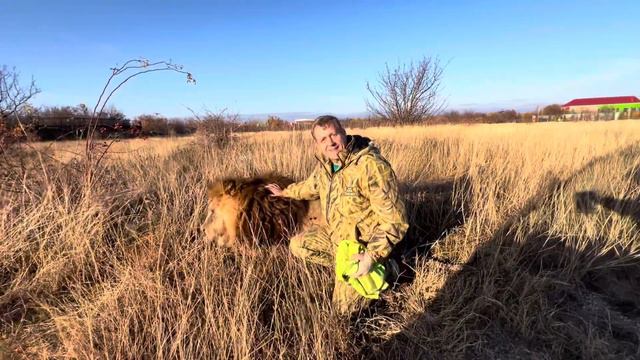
[
  {"left": 5, "top": 116, "right": 141, "bottom": 141},
  {"left": 533, "top": 110, "right": 640, "bottom": 122}
]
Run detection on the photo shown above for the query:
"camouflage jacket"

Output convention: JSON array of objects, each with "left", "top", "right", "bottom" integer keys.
[{"left": 282, "top": 135, "right": 408, "bottom": 261}]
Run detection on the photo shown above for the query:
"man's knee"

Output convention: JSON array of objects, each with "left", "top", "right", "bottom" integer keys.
[
  {"left": 288, "top": 226, "right": 333, "bottom": 266},
  {"left": 289, "top": 233, "right": 307, "bottom": 259}
]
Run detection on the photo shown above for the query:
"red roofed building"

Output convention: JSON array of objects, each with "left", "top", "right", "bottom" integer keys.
[{"left": 562, "top": 96, "right": 640, "bottom": 113}]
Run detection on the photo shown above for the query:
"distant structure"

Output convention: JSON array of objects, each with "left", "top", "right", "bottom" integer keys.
[
  {"left": 293, "top": 118, "right": 315, "bottom": 125},
  {"left": 561, "top": 96, "right": 640, "bottom": 120}
]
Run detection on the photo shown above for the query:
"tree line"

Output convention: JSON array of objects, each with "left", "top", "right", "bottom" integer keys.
[{"left": 1, "top": 59, "right": 624, "bottom": 148}]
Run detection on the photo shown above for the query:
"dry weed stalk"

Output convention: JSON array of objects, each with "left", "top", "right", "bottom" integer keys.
[{"left": 83, "top": 58, "right": 195, "bottom": 187}]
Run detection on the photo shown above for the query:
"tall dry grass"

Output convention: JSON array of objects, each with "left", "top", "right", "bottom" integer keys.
[{"left": 1, "top": 120, "right": 640, "bottom": 358}]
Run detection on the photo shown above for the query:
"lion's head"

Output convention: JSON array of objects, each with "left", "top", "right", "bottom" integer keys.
[{"left": 202, "top": 175, "right": 322, "bottom": 247}]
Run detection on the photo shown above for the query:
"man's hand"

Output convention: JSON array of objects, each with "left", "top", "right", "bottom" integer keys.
[
  {"left": 265, "top": 183, "right": 283, "bottom": 197},
  {"left": 350, "top": 252, "right": 374, "bottom": 278}
]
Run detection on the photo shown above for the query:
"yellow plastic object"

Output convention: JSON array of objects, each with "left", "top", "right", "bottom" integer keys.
[{"left": 335, "top": 240, "right": 389, "bottom": 299}]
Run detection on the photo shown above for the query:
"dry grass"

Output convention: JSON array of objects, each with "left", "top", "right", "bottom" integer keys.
[
  {"left": 30, "top": 136, "right": 197, "bottom": 163},
  {"left": 2, "top": 120, "right": 640, "bottom": 359}
]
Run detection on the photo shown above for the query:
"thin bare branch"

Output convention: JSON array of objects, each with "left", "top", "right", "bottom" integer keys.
[{"left": 83, "top": 58, "right": 195, "bottom": 187}]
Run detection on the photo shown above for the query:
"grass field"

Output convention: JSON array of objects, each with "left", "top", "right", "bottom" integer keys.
[{"left": 2, "top": 120, "right": 640, "bottom": 358}]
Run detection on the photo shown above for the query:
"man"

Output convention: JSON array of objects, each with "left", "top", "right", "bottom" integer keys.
[{"left": 266, "top": 115, "right": 408, "bottom": 314}]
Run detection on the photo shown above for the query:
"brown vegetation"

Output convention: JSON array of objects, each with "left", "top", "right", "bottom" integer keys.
[{"left": 1, "top": 120, "right": 640, "bottom": 358}]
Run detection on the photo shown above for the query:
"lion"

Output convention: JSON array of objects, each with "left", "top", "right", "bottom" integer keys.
[{"left": 202, "top": 174, "right": 322, "bottom": 247}]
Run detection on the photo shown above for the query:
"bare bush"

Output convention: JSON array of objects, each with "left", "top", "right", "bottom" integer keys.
[
  {"left": 165, "top": 118, "right": 188, "bottom": 136},
  {"left": 135, "top": 113, "right": 170, "bottom": 136},
  {"left": 266, "top": 115, "right": 290, "bottom": 131},
  {"left": 542, "top": 104, "right": 564, "bottom": 116},
  {"left": 366, "top": 56, "right": 444, "bottom": 124},
  {"left": 190, "top": 109, "right": 240, "bottom": 147}
]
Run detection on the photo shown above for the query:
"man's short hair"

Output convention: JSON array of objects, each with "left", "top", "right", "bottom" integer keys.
[{"left": 311, "top": 115, "right": 344, "bottom": 139}]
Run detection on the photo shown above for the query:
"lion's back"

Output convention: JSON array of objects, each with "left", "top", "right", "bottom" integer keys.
[{"left": 205, "top": 174, "right": 319, "bottom": 247}]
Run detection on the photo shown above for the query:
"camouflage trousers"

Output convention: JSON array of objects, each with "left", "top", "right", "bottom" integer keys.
[{"left": 289, "top": 224, "right": 370, "bottom": 315}]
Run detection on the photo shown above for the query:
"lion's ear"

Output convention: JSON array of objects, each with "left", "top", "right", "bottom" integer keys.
[
  {"left": 207, "top": 180, "right": 223, "bottom": 199},
  {"left": 222, "top": 179, "right": 237, "bottom": 195}
]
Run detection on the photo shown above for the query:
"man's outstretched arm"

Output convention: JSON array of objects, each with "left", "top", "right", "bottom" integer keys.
[{"left": 267, "top": 167, "right": 321, "bottom": 201}]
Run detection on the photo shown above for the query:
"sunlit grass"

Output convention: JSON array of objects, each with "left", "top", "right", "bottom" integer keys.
[{"left": 2, "top": 120, "right": 640, "bottom": 358}]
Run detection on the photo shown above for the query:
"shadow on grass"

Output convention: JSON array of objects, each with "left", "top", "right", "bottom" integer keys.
[
  {"left": 346, "top": 177, "right": 472, "bottom": 335},
  {"left": 365, "top": 144, "right": 640, "bottom": 359},
  {"left": 389, "top": 177, "right": 472, "bottom": 285},
  {"left": 575, "top": 190, "right": 640, "bottom": 227}
]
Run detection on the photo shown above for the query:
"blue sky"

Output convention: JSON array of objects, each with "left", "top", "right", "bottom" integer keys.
[{"left": 2, "top": 0, "right": 638, "bottom": 118}]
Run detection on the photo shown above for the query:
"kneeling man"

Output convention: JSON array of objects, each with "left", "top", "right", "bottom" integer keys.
[{"left": 266, "top": 115, "right": 408, "bottom": 314}]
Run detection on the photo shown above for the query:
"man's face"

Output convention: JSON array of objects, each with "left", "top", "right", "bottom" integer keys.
[{"left": 313, "top": 124, "right": 347, "bottom": 161}]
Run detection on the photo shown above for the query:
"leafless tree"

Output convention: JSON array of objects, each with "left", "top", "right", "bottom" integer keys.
[
  {"left": 0, "top": 65, "right": 40, "bottom": 120},
  {"left": 366, "top": 56, "right": 444, "bottom": 124},
  {"left": 0, "top": 66, "right": 41, "bottom": 152}
]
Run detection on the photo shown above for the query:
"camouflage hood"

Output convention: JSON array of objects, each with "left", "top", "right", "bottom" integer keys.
[{"left": 316, "top": 135, "right": 377, "bottom": 175}]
